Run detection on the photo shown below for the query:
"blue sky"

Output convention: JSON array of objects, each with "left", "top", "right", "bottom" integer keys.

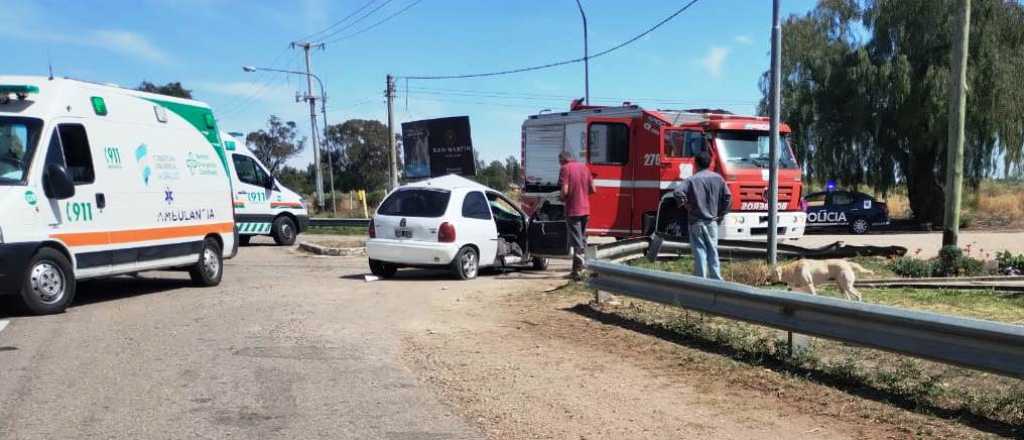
[{"left": 3, "top": 0, "right": 818, "bottom": 169}]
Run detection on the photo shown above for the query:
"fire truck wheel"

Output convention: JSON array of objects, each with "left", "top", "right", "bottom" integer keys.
[
  {"left": 849, "top": 218, "right": 870, "bottom": 235},
  {"left": 531, "top": 257, "right": 549, "bottom": 271}
]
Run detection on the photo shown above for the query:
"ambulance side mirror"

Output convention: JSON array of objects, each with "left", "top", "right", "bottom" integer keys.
[
  {"left": 263, "top": 176, "right": 275, "bottom": 190},
  {"left": 43, "top": 164, "right": 76, "bottom": 200}
]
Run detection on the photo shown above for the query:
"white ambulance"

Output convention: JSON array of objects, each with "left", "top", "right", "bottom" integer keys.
[
  {"left": 221, "top": 132, "right": 309, "bottom": 246},
  {"left": 0, "top": 76, "right": 236, "bottom": 314}
]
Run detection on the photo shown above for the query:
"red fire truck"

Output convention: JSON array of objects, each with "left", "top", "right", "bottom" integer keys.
[{"left": 520, "top": 101, "right": 806, "bottom": 245}]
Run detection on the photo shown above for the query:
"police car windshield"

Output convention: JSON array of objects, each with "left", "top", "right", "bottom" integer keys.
[
  {"left": 715, "top": 131, "right": 798, "bottom": 169},
  {"left": 0, "top": 117, "right": 42, "bottom": 185}
]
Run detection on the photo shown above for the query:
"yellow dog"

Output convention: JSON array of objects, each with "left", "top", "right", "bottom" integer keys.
[{"left": 773, "top": 259, "right": 874, "bottom": 301}]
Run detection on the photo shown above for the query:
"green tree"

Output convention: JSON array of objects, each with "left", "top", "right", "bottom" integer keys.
[
  {"left": 473, "top": 160, "right": 511, "bottom": 192},
  {"left": 763, "top": 0, "right": 1024, "bottom": 223},
  {"left": 325, "top": 119, "right": 393, "bottom": 193},
  {"left": 504, "top": 155, "right": 522, "bottom": 186},
  {"left": 277, "top": 165, "right": 312, "bottom": 196},
  {"left": 245, "top": 116, "right": 306, "bottom": 176},
  {"left": 136, "top": 81, "right": 192, "bottom": 99}
]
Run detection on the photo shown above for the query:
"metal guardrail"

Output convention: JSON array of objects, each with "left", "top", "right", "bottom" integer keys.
[
  {"left": 587, "top": 259, "right": 1024, "bottom": 379},
  {"left": 309, "top": 218, "right": 371, "bottom": 228}
]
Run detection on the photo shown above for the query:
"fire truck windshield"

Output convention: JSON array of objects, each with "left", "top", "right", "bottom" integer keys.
[{"left": 715, "top": 131, "right": 798, "bottom": 169}]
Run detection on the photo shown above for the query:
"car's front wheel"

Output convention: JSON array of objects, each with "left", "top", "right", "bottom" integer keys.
[
  {"left": 369, "top": 259, "right": 398, "bottom": 279},
  {"left": 272, "top": 216, "right": 297, "bottom": 246},
  {"left": 849, "top": 218, "right": 870, "bottom": 235},
  {"left": 451, "top": 246, "right": 479, "bottom": 280},
  {"left": 20, "top": 247, "right": 75, "bottom": 315}
]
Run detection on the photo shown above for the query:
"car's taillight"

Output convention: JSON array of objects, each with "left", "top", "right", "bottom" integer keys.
[
  {"left": 438, "top": 222, "right": 456, "bottom": 243},
  {"left": 368, "top": 219, "right": 376, "bottom": 238}
]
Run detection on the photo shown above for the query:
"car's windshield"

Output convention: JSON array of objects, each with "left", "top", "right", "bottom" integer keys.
[
  {"left": 0, "top": 117, "right": 43, "bottom": 185},
  {"left": 715, "top": 131, "right": 798, "bottom": 169},
  {"left": 377, "top": 188, "right": 451, "bottom": 217}
]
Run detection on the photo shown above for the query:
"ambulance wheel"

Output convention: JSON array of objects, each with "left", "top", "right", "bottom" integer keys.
[
  {"left": 189, "top": 238, "right": 223, "bottom": 287},
  {"left": 531, "top": 257, "right": 549, "bottom": 271},
  {"left": 849, "top": 218, "right": 870, "bottom": 235},
  {"left": 239, "top": 235, "right": 251, "bottom": 246},
  {"left": 451, "top": 246, "right": 479, "bottom": 280},
  {"left": 368, "top": 259, "right": 398, "bottom": 279},
  {"left": 272, "top": 217, "right": 297, "bottom": 246},
  {"left": 20, "top": 248, "right": 75, "bottom": 315}
]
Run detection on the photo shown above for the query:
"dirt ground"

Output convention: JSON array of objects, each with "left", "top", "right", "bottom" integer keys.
[{"left": 397, "top": 269, "right": 1000, "bottom": 439}]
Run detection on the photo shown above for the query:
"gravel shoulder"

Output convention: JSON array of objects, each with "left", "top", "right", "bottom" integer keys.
[{"left": 398, "top": 274, "right": 996, "bottom": 439}]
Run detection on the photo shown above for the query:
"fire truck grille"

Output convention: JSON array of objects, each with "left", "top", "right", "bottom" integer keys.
[{"left": 738, "top": 185, "right": 794, "bottom": 203}]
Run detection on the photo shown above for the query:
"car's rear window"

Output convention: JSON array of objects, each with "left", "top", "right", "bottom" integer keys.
[{"left": 378, "top": 188, "right": 451, "bottom": 218}]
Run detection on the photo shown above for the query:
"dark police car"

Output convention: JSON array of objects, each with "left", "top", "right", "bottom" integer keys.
[{"left": 803, "top": 190, "right": 889, "bottom": 234}]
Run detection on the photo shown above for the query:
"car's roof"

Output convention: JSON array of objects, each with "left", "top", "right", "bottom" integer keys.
[
  {"left": 402, "top": 174, "right": 496, "bottom": 193},
  {"left": 805, "top": 190, "right": 874, "bottom": 199}
]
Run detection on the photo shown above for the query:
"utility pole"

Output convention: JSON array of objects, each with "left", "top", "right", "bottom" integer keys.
[
  {"left": 767, "top": 0, "right": 782, "bottom": 270},
  {"left": 943, "top": 0, "right": 971, "bottom": 247},
  {"left": 386, "top": 74, "right": 398, "bottom": 190},
  {"left": 320, "top": 84, "right": 337, "bottom": 216},
  {"left": 293, "top": 41, "right": 326, "bottom": 210},
  {"left": 575, "top": 0, "right": 590, "bottom": 105}
]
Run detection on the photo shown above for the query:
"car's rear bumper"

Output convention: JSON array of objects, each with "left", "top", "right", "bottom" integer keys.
[{"left": 366, "top": 239, "right": 459, "bottom": 266}]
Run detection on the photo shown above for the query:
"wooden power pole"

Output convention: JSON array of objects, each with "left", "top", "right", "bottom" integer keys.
[
  {"left": 386, "top": 74, "right": 398, "bottom": 191},
  {"left": 943, "top": 0, "right": 971, "bottom": 247}
]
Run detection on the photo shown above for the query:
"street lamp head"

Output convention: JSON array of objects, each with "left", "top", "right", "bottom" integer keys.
[{"left": 242, "top": 66, "right": 257, "bottom": 73}]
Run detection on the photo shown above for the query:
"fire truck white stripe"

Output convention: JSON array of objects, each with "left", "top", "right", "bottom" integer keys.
[{"left": 593, "top": 179, "right": 681, "bottom": 190}]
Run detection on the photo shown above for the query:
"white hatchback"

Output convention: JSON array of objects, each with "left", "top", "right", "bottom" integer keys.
[{"left": 366, "top": 175, "right": 569, "bottom": 280}]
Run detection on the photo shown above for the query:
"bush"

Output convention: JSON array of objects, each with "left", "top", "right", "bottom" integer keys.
[
  {"left": 888, "top": 257, "right": 934, "bottom": 278},
  {"left": 934, "top": 245, "right": 985, "bottom": 277},
  {"left": 996, "top": 251, "right": 1024, "bottom": 273},
  {"left": 725, "top": 260, "right": 772, "bottom": 286}
]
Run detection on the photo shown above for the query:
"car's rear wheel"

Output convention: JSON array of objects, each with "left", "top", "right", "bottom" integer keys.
[
  {"left": 452, "top": 247, "right": 479, "bottom": 280},
  {"left": 20, "top": 248, "right": 75, "bottom": 315},
  {"left": 369, "top": 259, "right": 397, "bottom": 278},
  {"left": 850, "top": 218, "right": 870, "bottom": 235}
]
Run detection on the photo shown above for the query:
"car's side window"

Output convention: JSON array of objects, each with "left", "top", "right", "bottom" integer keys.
[
  {"left": 830, "top": 192, "right": 853, "bottom": 206},
  {"left": 588, "top": 122, "right": 629, "bottom": 165},
  {"left": 805, "top": 193, "right": 826, "bottom": 207},
  {"left": 462, "top": 191, "right": 492, "bottom": 220}
]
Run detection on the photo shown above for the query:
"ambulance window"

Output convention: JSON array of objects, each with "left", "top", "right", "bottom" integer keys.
[
  {"left": 232, "top": 154, "right": 262, "bottom": 186},
  {"left": 461, "top": 191, "right": 492, "bottom": 220},
  {"left": 56, "top": 124, "right": 95, "bottom": 185},
  {"left": 588, "top": 123, "right": 629, "bottom": 165}
]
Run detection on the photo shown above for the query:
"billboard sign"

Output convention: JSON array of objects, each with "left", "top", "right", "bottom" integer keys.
[{"left": 401, "top": 116, "right": 475, "bottom": 179}]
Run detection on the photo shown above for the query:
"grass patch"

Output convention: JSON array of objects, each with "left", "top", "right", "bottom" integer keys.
[
  {"left": 305, "top": 226, "right": 368, "bottom": 236},
  {"left": 861, "top": 288, "right": 1024, "bottom": 324}
]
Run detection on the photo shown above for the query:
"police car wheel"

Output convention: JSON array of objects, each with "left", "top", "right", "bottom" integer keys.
[
  {"left": 368, "top": 259, "right": 397, "bottom": 278},
  {"left": 189, "top": 238, "right": 223, "bottom": 287},
  {"left": 20, "top": 248, "right": 76, "bottom": 315},
  {"left": 531, "top": 257, "right": 549, "bottom": 271},
  {"left": 272, "top": 217, "right": 297, "bottom": 246},
  {"left": 850, "top": 218, "right": 870, "bottom": 235}
]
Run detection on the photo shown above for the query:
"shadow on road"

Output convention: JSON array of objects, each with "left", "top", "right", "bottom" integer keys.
[
  {"left": 0, "top": 275, "right": 193, "bottom": 319},
  {"left": 565, "top": 303, "right": 1021, "bottom": 438}
]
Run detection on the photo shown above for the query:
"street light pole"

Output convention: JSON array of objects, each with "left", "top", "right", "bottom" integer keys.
[
  {"left": 575, "top": 0, "right": 590, "bottom": 105},
  {"left": 242, "top": 65, "right": 337, "bottom": 215},
  {"left": 767, "top": 0, "right": 782, "bottom": 270}
]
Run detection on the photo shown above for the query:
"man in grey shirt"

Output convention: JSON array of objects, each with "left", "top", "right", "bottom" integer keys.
[{"left": 673, "top": 151, "right": 732, "bottom": 280}]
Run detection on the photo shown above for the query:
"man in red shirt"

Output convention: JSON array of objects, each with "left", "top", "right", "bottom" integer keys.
[{"left": 558, "top": 151, "right": 596, "bottom": 281}]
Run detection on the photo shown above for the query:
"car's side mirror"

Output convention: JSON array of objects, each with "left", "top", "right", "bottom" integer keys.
[
  {"left": 264, "top": 177, "right": 275, "bottom": 189},
  {"left": 43, "top": 163, "right": 75, "bottom": 200}
]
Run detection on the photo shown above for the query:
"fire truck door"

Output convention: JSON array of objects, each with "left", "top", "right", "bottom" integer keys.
[
  {"left": 660, "top": 128, "right": 706, "bottom": 186},
  {"left": 586, "top": 119, "right": 634, "bottom": 235}
]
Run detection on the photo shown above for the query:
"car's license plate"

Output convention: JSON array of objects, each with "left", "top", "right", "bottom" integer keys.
[{"left": 395, "top": 228, "right": 412, "bottom": 238}]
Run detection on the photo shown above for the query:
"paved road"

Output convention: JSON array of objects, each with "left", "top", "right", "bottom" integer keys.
[
  {"left": 793, "top": 230, "right": 1024, "bottom": 259},
  {"left": 0, "top": 242, "right": 484, "bottom": 440}
]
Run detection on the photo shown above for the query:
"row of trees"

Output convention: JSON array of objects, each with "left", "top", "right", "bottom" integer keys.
[{"left": 765, "top": 0, "right": 1024, "bottom": 224}]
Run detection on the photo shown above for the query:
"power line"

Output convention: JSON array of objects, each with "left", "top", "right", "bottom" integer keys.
[
  {"left": 295, "top": 0, "right": 381, "bottom": 43},
  {"left": 313, "top": 0, "right": 397, "bottom": 43},
  {"left": 322, "top": 0, "right": 426, "bottom": 44},
  {"left": 400, "top": 0, "right": 701, "bottom": 80},
  {"left": 403, "top": 86, "right": 760, "bottom": 106}
]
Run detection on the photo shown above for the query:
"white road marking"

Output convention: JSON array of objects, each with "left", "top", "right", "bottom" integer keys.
[{"left": 0, "top": 320, "right": 8, "bottom": 334}]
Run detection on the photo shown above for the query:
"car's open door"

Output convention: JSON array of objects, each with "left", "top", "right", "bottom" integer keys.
[{"left": 526, "top": 201, "right": 570, "bottom": 258}]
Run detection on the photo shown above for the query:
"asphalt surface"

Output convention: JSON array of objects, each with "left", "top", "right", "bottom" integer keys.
[{"left": 0, "top": 241, "right": 482, "bottom": 440}]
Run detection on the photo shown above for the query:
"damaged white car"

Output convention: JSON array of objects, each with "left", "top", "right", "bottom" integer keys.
[{"left": 366, "top": 175, "right": 569, "bottom": 280}]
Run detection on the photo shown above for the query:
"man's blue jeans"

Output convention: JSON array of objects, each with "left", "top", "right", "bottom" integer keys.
[{"left": 688, "top": 219, "right": 723, "bottom": 280}]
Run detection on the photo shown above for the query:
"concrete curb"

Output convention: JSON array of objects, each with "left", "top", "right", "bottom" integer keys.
[{"left": 297, "top": 241, "right": 366, "bottom": 257}]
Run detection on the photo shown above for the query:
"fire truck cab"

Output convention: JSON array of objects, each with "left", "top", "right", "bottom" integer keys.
[{"left": 520, "top": 101, "right": 806, "bottom": 241}]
